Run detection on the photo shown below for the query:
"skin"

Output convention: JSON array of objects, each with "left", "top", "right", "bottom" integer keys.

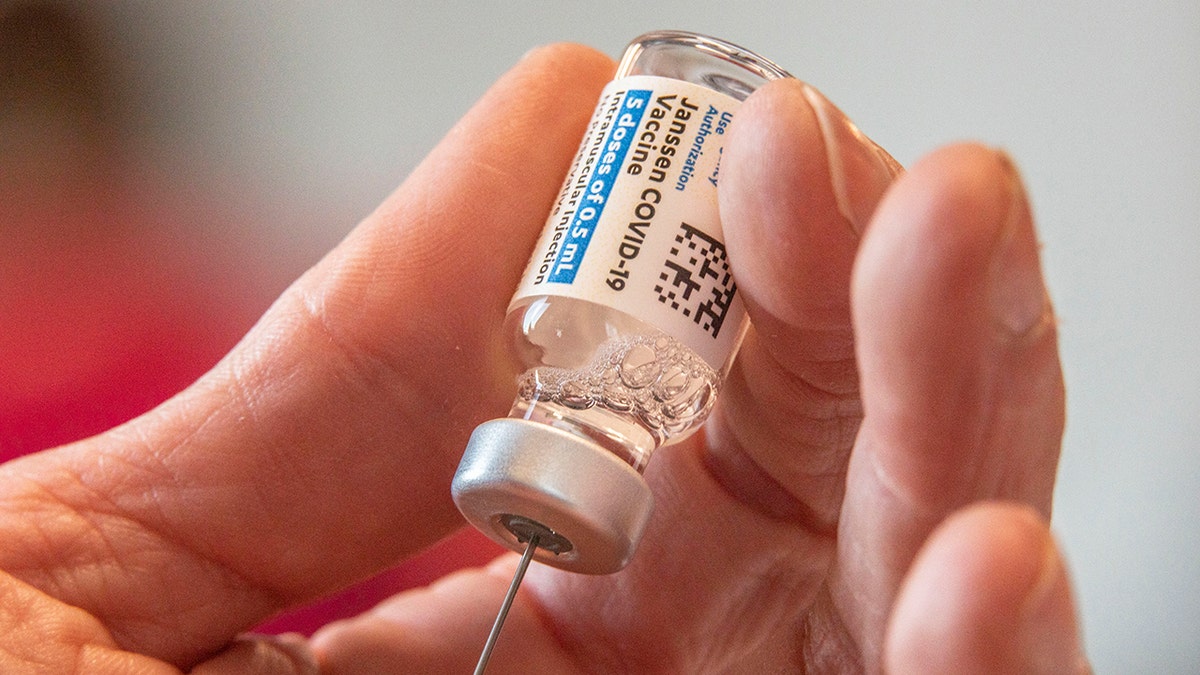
[{"left": 0, "top": 44, "right": 1088, "bottom": 673}]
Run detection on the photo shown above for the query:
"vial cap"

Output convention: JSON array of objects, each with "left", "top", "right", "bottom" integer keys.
[{"left": 451, "top": 418, "right": 654, "bottom": 574}]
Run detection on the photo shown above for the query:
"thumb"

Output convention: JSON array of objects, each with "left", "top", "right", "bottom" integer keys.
[{"left": 884, "top": 502, "right": 1090, "bottom": 674}]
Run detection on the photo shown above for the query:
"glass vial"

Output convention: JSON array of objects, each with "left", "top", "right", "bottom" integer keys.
[{"left": 452, "top": 31, "right": 790, "bottom": 574}]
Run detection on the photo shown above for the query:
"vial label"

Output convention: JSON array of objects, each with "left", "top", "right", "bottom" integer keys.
[{"left": 512, "top": 75, "right": 745, "bottom": 370}]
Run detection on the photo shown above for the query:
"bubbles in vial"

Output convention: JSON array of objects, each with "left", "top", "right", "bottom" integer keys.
[
  {"left": 517, "top": 334, "right": 719, "bottom": 441},
  {"left": 559, "top": 379, "right": 595, "bottom": 409},
  {"left": 601, "top": 383, "right": 635, "bottom": 412},
  {"left": 652, "top": 364, "right": 690, "bottom": 401},
  {"left": 619, "top": 344, "right": 660, "bottom": 389}
]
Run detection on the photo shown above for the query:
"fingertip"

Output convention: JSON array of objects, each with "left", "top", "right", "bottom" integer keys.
[
  {"left": 850, "top": 141, "right": 1059, "bottom": 422},
  {"left": 723, "top": 78, "right": 902, "bottom": 330},
  {"left": 191, "top": 634, "right": 319, "bottom": 675},
  {"left": 726, "top": 77, "right": 818, "bottom": 162},
  {"left": 310, "top": 567, "right": 497, "bottom": 673},
  {"left": 510, "top": 42, "right": 616, "bottom": 102},
  {"left": 854, "top": 143, "right": 1016, "bottom": 310},
  {"left": 869, "top": 142, "right": 1013, "bottom": 228},
  {"left": 721, "top": 77, "right": 855, "bottom": 328},
  {"left": 885, "top": 502, "right": 1088, "bottom": 674},
  {"left": 519, "top": 41, "right": 616, "bottom": 73},
  {"left": 311, "top": 561, "right": 578, "bottom": 674},
  {"left": 850, "top": 144, "right": 1028, "bottom": 434},
  {"left": 723, "top": 76, "right": 827, "bottom": 223}
]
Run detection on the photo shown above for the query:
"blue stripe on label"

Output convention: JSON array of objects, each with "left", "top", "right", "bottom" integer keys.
[{"left": 546, "top": 88, "right": 651, "bottom": 285}]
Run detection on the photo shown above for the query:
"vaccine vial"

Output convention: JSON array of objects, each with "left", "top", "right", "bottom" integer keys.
[{"left": 452, "top": 31, "right": 790, "bottom": 574}]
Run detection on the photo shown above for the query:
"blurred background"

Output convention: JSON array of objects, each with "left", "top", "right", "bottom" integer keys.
[{"left": 1, "top": 1, "right": 1196, "bottom": 671}]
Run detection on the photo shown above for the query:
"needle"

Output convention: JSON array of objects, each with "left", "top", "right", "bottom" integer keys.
[{"left": 474, "top": 533, "right": 540, "bottom": 675}]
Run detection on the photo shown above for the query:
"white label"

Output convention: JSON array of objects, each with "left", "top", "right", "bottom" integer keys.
[{"left": 511, "top": 75, "right": 744, "bottom": 369}]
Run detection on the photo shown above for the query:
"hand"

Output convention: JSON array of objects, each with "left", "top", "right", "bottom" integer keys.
[{"left": 0, "top": 44, "right": 1087, "bottom": 673}]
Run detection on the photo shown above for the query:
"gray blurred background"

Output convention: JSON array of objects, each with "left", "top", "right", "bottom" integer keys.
[{"left": 19, "top": 1, "right": 1200, "bottom": 671}]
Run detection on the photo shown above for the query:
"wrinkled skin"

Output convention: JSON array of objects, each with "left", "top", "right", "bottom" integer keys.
[{"left": 0, "top": 44, "right": 1088, "bottom": 674}]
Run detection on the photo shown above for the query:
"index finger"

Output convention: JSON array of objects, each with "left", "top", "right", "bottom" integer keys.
[{"left": 0, "top": 43, "right": 614, "bottom": 667}]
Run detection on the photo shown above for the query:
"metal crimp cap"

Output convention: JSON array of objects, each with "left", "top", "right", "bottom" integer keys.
[{"left": 451, "top": 418, "right": 654, "bottom": 574}]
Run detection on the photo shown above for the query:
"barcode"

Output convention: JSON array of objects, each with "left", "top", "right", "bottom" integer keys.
[{"left": 654, "top": 222, "right": 736, "bottom": 339}]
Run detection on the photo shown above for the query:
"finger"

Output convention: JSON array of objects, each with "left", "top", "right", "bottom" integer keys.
[
  {"left": 191, "top": 634, "right": 318, "bottom": 675},
  {"left": 0, "top": 43, "right": 615, "bottom": 667},
  {"left": 311, "top": 557, "right": 582, "bottom": 674},
  {"left": 885, "top": 503, "right": 1089, "bottom": 674},
  {"left": 706, "top": 77, "right": 901, "bottom": 533},
  {"left": 820, "top": 145, "right": 1065, "bottom": 666}
]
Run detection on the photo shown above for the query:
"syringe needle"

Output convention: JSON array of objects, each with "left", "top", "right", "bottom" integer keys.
[{"left": 474, "top": 534, "right": 540, "bottom": 675}]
